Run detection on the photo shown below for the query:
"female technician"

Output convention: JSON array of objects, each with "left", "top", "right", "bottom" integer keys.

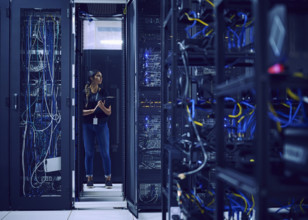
[{"left": 82, "top": 69, "right": 112, "bottom": 189}]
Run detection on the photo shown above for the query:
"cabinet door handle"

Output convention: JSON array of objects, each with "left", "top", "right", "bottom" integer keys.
[{"left": 13, "top": 93, "right": 18, "bottom": 110}]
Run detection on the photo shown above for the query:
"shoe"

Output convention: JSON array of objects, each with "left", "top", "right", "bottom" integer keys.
[
  {"left": 105, "top": 179, "right": 113, "bottom": 189},
  {"left": 87, "top": 180, "right": 94, "bottom": 188}
]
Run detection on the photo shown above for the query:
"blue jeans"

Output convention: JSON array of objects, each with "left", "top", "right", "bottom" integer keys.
[{"left": 83, "top": 122, "right": 111, "bottom": 177}]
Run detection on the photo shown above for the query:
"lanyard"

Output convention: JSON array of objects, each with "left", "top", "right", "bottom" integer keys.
[{"left": 93, "top": 92, "right": 99, "bottom": 125}]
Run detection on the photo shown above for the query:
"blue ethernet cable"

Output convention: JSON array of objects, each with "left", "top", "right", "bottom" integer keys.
[
  {"left": 227, "top": 195, "right": 245, "bottom": 213},
  {"left": 231, "top": 103, "right": 238, "bottom": 134},
  {"left": 79, "top": 10, "right": 93, "bottom": 22},
  {"left": 190, "top": 99, "right": 196, "bottom": 121},
  {"left": 237, "top": 12, "right": 247, "bottom": 47},
  {"left": 240, "top": 101, "right": 255, "bottom": 109},
  {"left": 223, "top": 97, "right": 239, "bottom": 134},
  {"left": 185, "top": 11, "right": 197, "bottom": 39},
  {"left": 191, "top": 26, "right": 208, "bottom": 39},
  {"left": 237, "top": 190, "right": 251, "bottom": 212},
  {"left": 224, "top": 97, "right": 236, "bottom": 102},
  {"left": 202, "top": 25, "right": 208, "bottom": 37},
  {"left": 280, "top": 101, "right": 293, "bottom": 128},
  {"left": 275, "top": 204, "right": 293, "bottom": 214},
  {"left": 227, "top": 26, "right": 240, "bottom": 48},
  {"left": 243, "top": 111, "right": 255, "bottom": 134},
  {"left": 271, "top": 102, "right": 302, "bottom": 128}
]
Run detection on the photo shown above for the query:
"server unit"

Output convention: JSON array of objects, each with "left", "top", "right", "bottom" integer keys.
[{"left": 9, "top": 0, "right": 73, "bottom": 209}]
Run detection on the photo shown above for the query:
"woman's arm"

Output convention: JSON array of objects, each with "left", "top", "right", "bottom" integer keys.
[
  {"left": 83, "top": 103, "right": 99, "bottom": 116},
  {"left": 98, "top": 100, "right": 112, "bottom": 116},
  {"left": 83, "top": 109, "right": 95, "bottom": 116}
]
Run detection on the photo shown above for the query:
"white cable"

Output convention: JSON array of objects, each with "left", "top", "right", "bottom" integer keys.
[
  {"left": 31, "top": 122, "right": 59, "bottom": 188},
  {"left": 27, "top": 17, "right": 61, "bottom": 190},
  {"left": 20, "top": 95, "right": 39, "bottom": 125},
  {"left": 22, "top": 15, "right": 33, "bottom": 196},
  {"left": 43, "top": 48, "right": 60, "bottom": 122},
  {"left": 54, "top": 133, "right": 61, "bottom": 157},
  {"left": 22, "top": 114, "right": 28, "bottom": 196},
  {"left": 178, "top": 107, "right": 208, "bottom": 180},
  {"left": 31, "top": 19, "right": 56, "bottom": 187}
]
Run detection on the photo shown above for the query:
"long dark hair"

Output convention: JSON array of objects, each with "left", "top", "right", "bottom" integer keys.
[{"left": 84, "top": 69, "right": 101, "bottom": 108}]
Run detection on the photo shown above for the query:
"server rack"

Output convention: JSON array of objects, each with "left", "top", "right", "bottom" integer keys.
[
  {"left": 214, "top": 1, "right": 256, "bottom": 219},
  {"left": 126, "top": 0, "right": 162, "bottom": 217},
  {"left": 214, "top": 0, "right": 308, "bottom": 219},
  {"left": 0, "top": 0, "right": 10, "bottom": 210},
  {"left": 9, "top": 0, "right": 73, "bottom": 209},
  {"left": 162, "top": 1, "right": 217, "bottom": 219},
  {"left": 162, "top": 0, "right": 308, "bottom": 219}
]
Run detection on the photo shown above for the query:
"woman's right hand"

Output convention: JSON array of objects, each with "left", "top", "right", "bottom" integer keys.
[{"left": 83, "top": 105, "right": 98, "bottom": 116}]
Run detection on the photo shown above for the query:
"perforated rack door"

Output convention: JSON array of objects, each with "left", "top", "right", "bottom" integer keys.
[{"left": 9, "top": 0, "right": 72, "bottom": 210}]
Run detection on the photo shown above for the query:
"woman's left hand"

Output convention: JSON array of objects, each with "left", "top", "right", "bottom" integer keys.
[
  {"left": 98, "top": 100, "right": 112, "bottom": 115},
  {"left": 98, "top": 100, "right": 105, "bottom": 107}
]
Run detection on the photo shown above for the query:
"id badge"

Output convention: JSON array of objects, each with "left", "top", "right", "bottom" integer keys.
[{"left": 93, "top": 117, "right": 98, "bottom": 125}]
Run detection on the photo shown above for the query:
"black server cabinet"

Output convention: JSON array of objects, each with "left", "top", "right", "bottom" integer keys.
[
  {"left": 126, "top": 0, "right": 162, "bottom": 217},
  {"left": 9, "top": 0, "right": 72, "bottom": 209},
  {"left": 0, "top": 0, "right": 10, "bottom": 210},
  {"left": 161, "top": 0, "right": 218, "bottom": 218},
  {"left": 126, "top": 0, "right": 138, "bottom": 216}
]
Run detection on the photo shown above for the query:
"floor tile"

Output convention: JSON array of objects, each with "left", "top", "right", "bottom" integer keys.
[
  {"left": 83, "top": 184, "right": 122, "bottom": 192},
  {"left": 3, "top": 211, "right": 71, "bottom": 220},
  {"left": 135, "top": 212, "right": 162, "bottom": 220},
  {"left": 0, "top": 211, "right": 10, "bottom": 220},
  {"left": 69, "top": 210, "right": 133, "bottom": 220},
  {"left": 74, "top": 201, "right": 127, "bottom": 209}
]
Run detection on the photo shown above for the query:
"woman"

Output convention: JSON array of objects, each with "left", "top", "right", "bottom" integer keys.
[{"left": 82, "top": 69, "right": 112, "bottom": 189}]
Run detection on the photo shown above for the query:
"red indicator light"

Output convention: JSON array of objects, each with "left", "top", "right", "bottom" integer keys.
[{"left": 268, "top": 63, "right": 284, "bottom": 74}]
